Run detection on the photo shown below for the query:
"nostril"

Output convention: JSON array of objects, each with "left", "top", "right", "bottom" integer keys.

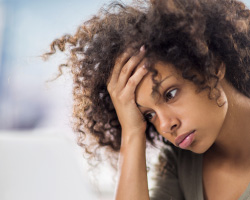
[{"left": 171, "top": 124, "right": 177, "bottom": 131}]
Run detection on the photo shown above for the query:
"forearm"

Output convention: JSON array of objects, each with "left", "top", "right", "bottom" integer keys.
[{"left": 115, "top": 132, "right": 150, "bottom": 200}]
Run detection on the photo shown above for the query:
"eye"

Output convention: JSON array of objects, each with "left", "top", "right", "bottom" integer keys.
[
  {"left": 164, "top": 88, "right": 178, "bottom": 102},
  {"left": 144, "top": 112, "right": 156, "bottom": 122}
]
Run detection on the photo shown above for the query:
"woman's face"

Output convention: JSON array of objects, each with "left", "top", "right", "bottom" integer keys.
[{"left": 135, "top": 62, "right": 228, "bottom": 153}]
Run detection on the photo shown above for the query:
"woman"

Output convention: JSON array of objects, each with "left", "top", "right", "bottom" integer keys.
[{"left": 45, "top": 0, "right": 250, "bottom": 199}]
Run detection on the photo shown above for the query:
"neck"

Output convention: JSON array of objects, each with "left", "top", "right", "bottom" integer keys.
[{"left": 211, "top": 81, "right": 250, "bottom": 163}]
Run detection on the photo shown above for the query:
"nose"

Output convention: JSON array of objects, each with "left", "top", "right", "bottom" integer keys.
[{"left": 158, "top": 110, "right": 180, "bottom": 135}]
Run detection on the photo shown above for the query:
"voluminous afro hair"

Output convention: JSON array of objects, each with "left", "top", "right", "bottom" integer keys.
[{"left": 45, "top": 0, "right": 250, "bottom": 162}]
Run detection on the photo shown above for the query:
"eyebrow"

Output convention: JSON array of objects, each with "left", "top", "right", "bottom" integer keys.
[{"left": 136, "top": 74, "right": 173, "bottom": 108}]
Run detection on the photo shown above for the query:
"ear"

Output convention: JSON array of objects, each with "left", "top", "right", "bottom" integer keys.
[{"left": 217, "top": 63, "right": 226, "bottom": 80}]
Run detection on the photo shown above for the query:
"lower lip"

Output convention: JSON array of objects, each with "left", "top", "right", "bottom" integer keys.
[{"left": 178, "top": 131, "right": 195, "bottom": 149}]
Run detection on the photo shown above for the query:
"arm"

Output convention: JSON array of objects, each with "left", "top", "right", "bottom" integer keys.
[
  {"left": 115, "top": 131, "right": 149, "bottom": 200},
  {"left": 107, "top": 46, "right": 150, "bottom": 200}
]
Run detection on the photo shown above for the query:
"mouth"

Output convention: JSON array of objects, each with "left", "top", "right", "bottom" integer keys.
[{"left": 175, "top": 130, "right": 196, "bottom": 149}]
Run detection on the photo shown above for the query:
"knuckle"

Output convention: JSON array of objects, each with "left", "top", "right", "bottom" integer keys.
[
  {"left": 127, "top": 55, "right": 141, "bottom": 67},
  {"left": 121, "top": 66, "right": 128, "bottom": 73},
  {"left": 129, "top": 99, "right": 136, "bottom": 105},
  {"left": 117, "top": 95, "right": 123, "bottom": 101},
  {"left": 108, "top": 88, "right": 116, "bottom": 98},
  {"left": 122, "top": 51, "right": 130, "bottom": 58},
  {"left": 107, "top": 85, "right": 112, "bottom": 93},
  {"left": 127, "top": 56, "right": 136, "bottom": 65},
  {"left": 111, "top": 90, "right": 118, "bottom": 97},
  {"left": 127, "top": 78, "right": 136, "bottom": 86},
  {"left": 117, "top": 51, "right": 130, "bottom": 64},
  {"left": 114, "top": 57, "right": 122, "bottom": 65}
]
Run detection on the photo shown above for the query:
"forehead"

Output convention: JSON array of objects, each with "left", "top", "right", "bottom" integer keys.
[
  {"left": 138, "top": 61, "right": 180, "bottom": 87},
  {"left": 135, "top": 62, "right": 180, "bottom": 103}
]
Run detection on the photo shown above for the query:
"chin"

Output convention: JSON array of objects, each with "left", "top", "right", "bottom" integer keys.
[{"left": 188, "top": 141, "right": 212, "bottom": 154}]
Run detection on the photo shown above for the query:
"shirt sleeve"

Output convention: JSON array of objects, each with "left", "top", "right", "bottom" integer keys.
[{"left": 150, "top": 144, "right": 185, "bottom": 200}]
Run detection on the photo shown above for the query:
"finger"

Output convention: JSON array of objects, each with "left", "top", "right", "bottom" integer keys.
[
  {"left": 123, "top": 64, "right": 148, "bottom": 95},
  {"left": 107, "top": 46, "right": 146, "bottom": 91},
  {"left": 117, "top": 47, "right": 146, "bottom": 89},
  {"left": 107, "top": 48, "right": 133, "bottom": 89}
]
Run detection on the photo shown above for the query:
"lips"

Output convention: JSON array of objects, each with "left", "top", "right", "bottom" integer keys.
[{"left": 175, "top": 130, "right": 195, "bottom": 149}]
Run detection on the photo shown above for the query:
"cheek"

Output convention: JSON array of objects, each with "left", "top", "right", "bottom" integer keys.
[
  {"left": 183, "top": 91, "right": 228, "bottom": 140},
  {"left": 177, "top": 89, "right": 227, "bottom": 129},
  {"left": 153, "top": 87, "right": 228, "bottom": 146}
]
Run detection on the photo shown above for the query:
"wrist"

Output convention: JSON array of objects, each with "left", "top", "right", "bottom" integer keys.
[{"left": 120, "top": 130, "right": 146, "bottom": 149}]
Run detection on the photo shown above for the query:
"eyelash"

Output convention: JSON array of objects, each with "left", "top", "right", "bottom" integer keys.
[
  {"left": 143, "top": 88, "right": 178, "bottom": 122},
  {"left": 164, "top": 88, "right": 178, "bottom": 102}
]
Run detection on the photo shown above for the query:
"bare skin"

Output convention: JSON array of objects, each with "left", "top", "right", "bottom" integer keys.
[
  {"left": 107, "top": 47, "right": 250, "bottom": 199},
  {"left": 202, "top": 80, "right": 250, "bottom": 200},
  {"left": 107, "top": 46, "right": 150, "bottom": 200}
]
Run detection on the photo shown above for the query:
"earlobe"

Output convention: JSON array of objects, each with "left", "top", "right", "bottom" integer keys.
[
  {"left": 217, "top": 63, "right": 226, "bottom": 80},
  {"left": 215, "top": 63, "right": 228, "bottom": 107}
]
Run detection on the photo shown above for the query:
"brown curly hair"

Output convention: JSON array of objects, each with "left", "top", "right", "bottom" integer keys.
[{"left": 44, "top": 0, "right": 250, "bottom": 163}]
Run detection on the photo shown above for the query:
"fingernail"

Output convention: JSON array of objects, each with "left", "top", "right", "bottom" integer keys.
[
  {"left": 140, "top": 45, "right": 145, "bottom": 52},
  {"left": 142, "top": 65, "right": 148, "bottom": 71}
]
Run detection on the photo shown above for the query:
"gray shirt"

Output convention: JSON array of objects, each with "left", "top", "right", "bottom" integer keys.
[{"left": 150, "top": 145, "right": 250, "bottom": 200}]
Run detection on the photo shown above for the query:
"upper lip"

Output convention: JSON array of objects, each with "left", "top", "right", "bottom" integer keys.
[{"left": 175, "top": 130, "right": 195, "bottom": 146}]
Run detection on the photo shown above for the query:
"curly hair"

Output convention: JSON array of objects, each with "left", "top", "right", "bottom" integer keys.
[{"left": 44, "top": 0, "right": 250, "bottom": 163}]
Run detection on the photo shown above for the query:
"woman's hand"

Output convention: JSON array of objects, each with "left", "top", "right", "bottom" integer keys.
[
  {"left": 107, "top": 46, "right": 148, "bottom": 138},
  {"left": 108, "top": 46, "right": 150, "bottom": 200}
]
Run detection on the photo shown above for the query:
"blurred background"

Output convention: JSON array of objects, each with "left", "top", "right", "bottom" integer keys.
[
  {"left": 0, "top": 0, "right": 250, "bottom": 199},
  {"left": 0, "top": 0, "right": 131, "bottom": 199}
]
